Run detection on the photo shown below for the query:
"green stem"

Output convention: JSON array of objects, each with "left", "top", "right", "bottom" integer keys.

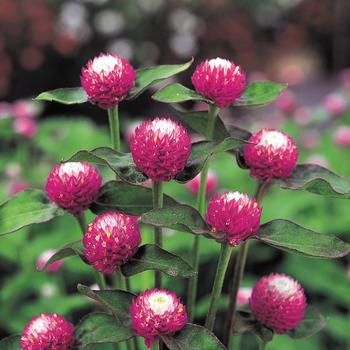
[
  {"left": 152, "top": 181, "right": 164, "bottom": 288},
  {"left": 151, "top": 340, "right": 160, "bottom": 350},
  {"left": 93, "top": 269, "right": 106, "bottom": 290},
  {"left": 259, "top": 340, "right": 270, "bottom": 350},
  {"left": 76, "top": 212, "right": 87, "bottom": 233},
  {"left": 229, "top": 335, "right": 242, "bottom": 350},
  {"left": 108, "top": 105, "right": 120, "bottom": 152},
  {"left": 187, "top": 104, "right": 220, "bottom": 322},
  {"left": 225, "top": 181, "right": 272, "bottom": 347},
  {"left": 205, "top": 242, "right": 233, "bottom": 331}
]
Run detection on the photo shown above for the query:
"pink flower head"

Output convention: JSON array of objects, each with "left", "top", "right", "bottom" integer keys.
[
  {"left": 275, "top": 91, "right": 297, "bottom": 114},
  {"left": 323, "top": 93, "right": 347, "bottom": 116},
  {"left": 81, "top": 53, "right": 136, "bottom": 109},
  {"left": 205, "top": 191, "right": 262, "bottom": 246},
  {"left": 37, "top": 249, "right": 63, "bottom": 272},
  {"left": 13, "top": 100, "right": 38, "bottom": 119},
  {"left": 250, "top": 273, "right": 307, "bottom": 333},
  {"left": 83, "top": 211, "right": 141, "bottom": 274},
  {"left": 124, "top": 120, "right": 142, "bottom": 144},
  {"left": 13, "top": 117, "right": 38, "bottom": 138},
  {"left": 186, "top": 170, "right": 218, "bottom": 197},
  {"left": 130, "top": 289, "right": 188, "bottom": 348},
  {"left": 236, "top": 287, "right": 252, "bottom": 306},
  {"left": 45, "top": 162, "right": 102, "bottom": 216},
  {"left": 130, "top": 118, "right": 191, "bottom": 182},
  {"left": 191, "top": 57, "right": 246, "bottom": 108},
  {"left": 20, "top": 313, "right": 74, "bottom": 350},
  {"left": 333, "top": 126, "right": 350, "bottom": 147},
  {"left": 244, "top": 128, "right": 298, "bottom": 181},
  {"left": 9, "top": 180, "right": 29, "bottom": 195}
]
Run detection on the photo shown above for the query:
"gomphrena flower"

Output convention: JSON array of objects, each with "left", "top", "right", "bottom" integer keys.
[
  {"left": 191, "top": 57, "right": 246, "bottom": 108},
  {"left": 206, "top": 191, "right": 262, "bottom": 246},
  {"left": 37, "top": 249, "right": 63, "bottom": 272},
  {"left": 20, "top": 313, "right": 74, "bottom": 350},
  {"left": 45, "top": 162, "right": 102, "bottom": 216},
  {"left": 186, "top": 170, "right": 218, "bottom": 197},
  {"left": 81, "top": 53, "right": 136, "bottom": 109},
  {"left": 130, "top": 118, "right": 191, "bottom": 182},
  {"left": 244, "top": 128, "right": 298, "bottom": 181},
  {"left": 83, "top": 211, "right": 141, "bottom": 274},
  {"left": 130, "top": 289, "right": 188, "bottom": 348},
  {"left": 250, "top": 273, "right": 307, "bottom": 333}
]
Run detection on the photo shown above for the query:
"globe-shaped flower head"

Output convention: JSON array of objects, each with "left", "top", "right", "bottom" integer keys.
[
  {"left": 20, "top": 313, "right": 74, "bottom": 350},
  {"left": 244, "top": 128, "right": 298, "bottom": 180},
  {"left": 130, "top": 289, "right": 188, "bottom": 348},
  {"left": 250, "top": 273, "right": 307, "bottom": 333},
  {"left": 81, "top": 53, "right": 136, "bottom": 109},
  {"left": 83, "top": 211, "right": 141, "bottom": 274},
  {"left": 206, "top": 191, "right": 262, "bottom": 246},
  {"left": 130, "top": 118, "right": 191, "bottom": 182},
  {"left": 191, "top": 57, "right": 246, "bottom": 108},
  {"left": 45, "top": 162, "right": 102, "bottom": 216}
]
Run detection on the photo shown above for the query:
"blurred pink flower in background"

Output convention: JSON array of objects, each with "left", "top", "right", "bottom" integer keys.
[
  {"left": 304, "top": 154, "right": 329, "bottom": 168},
  {"left": 186, "top": 170, "right": 218, "bottom": 197},
  {"left": 9, "top": 180, "right": 29, "bottom": 196},
  {"left": 299, "top": 130, "right": 320, "bottom": 151},
  {"left": 340, "top": 68, "right": 350, "bottom": 90},
  {"left": 13, "top": 117, "right": 38, "bottom": 138},
  {"left": 333, "top": 126, "right": 350, "bottom": 147},
  {"left": 236, "top": 287, "right": 252, "bottom": 306},
  {"left": 37, "top": 249, "right": 63, "bottom": 272},
  {"left": 12, "top": 100, "right": 38, "bottom": 119},
  {"left": 293, "top": 107, "right": 313, "bottom": 126},
  {"left": 275, "top": 91, "right": 297, "bottom": 114},
  {"left": 0, "top": 102, "right": 12, "bottom": 118},
  {"left": 323, "top": 93, "right": 347, "bottom": 116}
]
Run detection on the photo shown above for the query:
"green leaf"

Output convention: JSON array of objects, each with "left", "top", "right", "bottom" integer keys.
[
  {"left": 35, "top": 87, "right": 88, "bottom": 105},
  {"left": 232, "top": 310, "right": 274, "bottom": 342},
  {"left": 121, "top": 244, "right": 196, "bottom": 278},
  {"left": 140, "top": 205, "right": 222, "bottom": 239},
  {"left": 152, "top": 83, "right": 207, "bottom": 104},
  {"left": 75, "top": 313, "right": 134, "bottom": 349},
  {"left": 67, "top": 147, "right": 147, "bottom": 184},
  {"left": 0, "top": 335, "right": 21, "bottom": 349},
  {"left": 77, "top": 284, "right": 135, "bottom": 326},
  {"left": 278, "top": 164, "right": 350, "bottom": 198},
  {"left": 287, "top": 307, "right": 326, "bottom": 339},
  {"left": 0, "top": 189, "right": 64, "bottom": 236},
  {"left": 91, "top": 181, "right": 179, "bottom": 216},
  {"left": 161, "top": 324, "right": 225, "bottom": 350},
  {"left": 253, "top": 219, "right": 350, "bottom": 258},
  {"left": 128, "top": 59, "right": 193, "bottom": 100},
  {"left": 175, "top": 137, "right": 244, "bottom": 183},
  {"left": 41, "top": 240, "right": 85, "bottom": 270},
  {"left": 233, "top": 82, "right": 287, "bottom": 107}
]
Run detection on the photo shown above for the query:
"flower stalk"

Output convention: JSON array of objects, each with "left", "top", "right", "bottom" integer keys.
[
  {"left": 259, "top": 340, "right": 270, "bottom": 350},
  {"left": 108, "top": 105, "right": 121, "bottom": 152}
]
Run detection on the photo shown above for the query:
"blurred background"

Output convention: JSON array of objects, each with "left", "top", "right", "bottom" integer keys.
[{"left": 1, "top": 0, "right": 350, "bottom": 349}]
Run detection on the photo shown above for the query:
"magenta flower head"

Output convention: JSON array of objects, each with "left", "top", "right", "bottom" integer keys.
[
  {"left": 130, "top": 289, "right": 188, "bottom": 348},
  {"left": 81, "top": 53, "right": 136, "bottom": 109},
  {"left": 250, "top": 273, "right": 307, "bottom": 334},
  {"left": 45, "top": 162, "right": 102, "bottom": 216},
  {"left": 130, "top": 118, "right": 191, "bottom": 182},
  {"left": 186, "top": 170, "right": 218, "bottom": 197},
  {"left": 20, "top": 313, "right": 74, "bottom": 350},
  {"left": 236, "top": 287, "right": 252, "bottom": 306},
  {"left": 333, "top": 126, "right": 350, "bottom": 147},
  {"left": 191, "top": 57, "right": 246, "bottom": 108},
  {"left": 37, "top": 249, "right": 63, "bottom": 272},
  {"left": 244, "top": 128, "right": 298, "bottom": 181},
  {"left": 83, "top": 211, "right": 141, "bottom": 274},
  {"left": 206, "top": 191, "right": 262, "bottom": 246}
]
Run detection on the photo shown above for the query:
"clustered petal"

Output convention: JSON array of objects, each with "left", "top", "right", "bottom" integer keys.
[
  {"left": 83, "top": 211, "right": 141, "bottom": 274},
  {"left": 130, "top": 118, "right": 191, "bottom": 182},
  {"left": 206, "top": 191, "right": 262, "bottom": 246},
  {"left": 20, "top": 313, "right": 74, "bottom": 350},
  {"left": 45, "top": 162, "right": 102, "bottom": 216},
  {"left": 244, "top": 128, "right": 298, "bottom": 180},
  {"left": 249, "top": 273, "right": 307, "bottom": 334},
  {"left": 81, "top": 53, "right": 136, "bottom": 109},
  {"left": 130, "top": 289, "right": 188, "bottom": 348},
  {"left": 191, "top": 57, "right": 246, "bottom": 108}
]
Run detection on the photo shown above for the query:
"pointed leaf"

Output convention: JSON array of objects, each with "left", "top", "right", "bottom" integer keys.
[
  {"left": 253, "top": 219, "right": 350, "bottom": 258},
  {"left": 91, "top": 181, "right": 179, "bottom": 216},
  {"left": 161, "top": 324, "right": 225, "bottom": 350},
  {"left": 75, "top": 313, "right": 134, "bottom": 349},
  {"left": 0, "top": 189, "right": 64, "bottom": 236},
  {"left": 40, "top": 240, "right": 85, "bottom": 271},
  {"left": 67, "top": 147, "right": 147, "bottom": 184},
  {"left": 287, "top": 307, "right": 326, "bottom": 339},
  {"left": 121, "top": 244, "right": 196, "bottom": 278},
  {"left": 152, "top": 83, "right": 208, "bottom": 103},
  {"left": 233, "top": 82, "right": 287, "bottom": 107},
  {"left": 0, "top": 335, "right": 21, "bottom": 349},
  {"left": 35, "top": 87, "right": 88, "bottom": 105},
  {"left": 77, "top": 284, "right": 135, "bottom": 326},
  {"left": 278, "top": 164, "right": 350, "bottom": 198},
  {"left": 128, "top": 59, "right": 193, "bottom": 100}
]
